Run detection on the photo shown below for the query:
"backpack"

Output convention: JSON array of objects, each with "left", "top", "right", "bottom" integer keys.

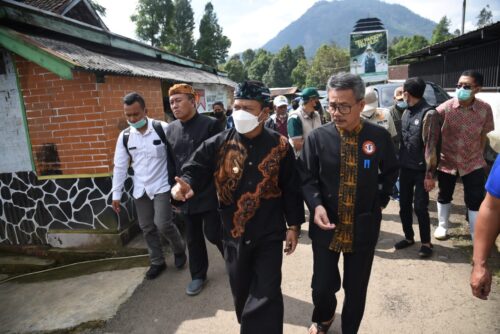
[{"left": 122, "top": 120, "right": 176, "bottom": 182}]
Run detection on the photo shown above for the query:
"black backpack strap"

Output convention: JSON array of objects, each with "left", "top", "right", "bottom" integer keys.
[
  {"left": 122, "top": 127, "right": 132, "bottom": 162},
  {"left": 152, "top": 120, "right": 167, "bottom": 145}
]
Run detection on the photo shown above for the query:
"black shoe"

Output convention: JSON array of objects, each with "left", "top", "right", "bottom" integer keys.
[
  {"left": 418, "top": 244, "right": 433, "bottom": 258},
  {"left": 174, "top": 252, "right": 187, "bottom": 269},
  {"left": 394, "top": 239, "right": 415, "bottom": 250},
  {"left": 145, "top": 263, "right": 167, "bottom": 280}
]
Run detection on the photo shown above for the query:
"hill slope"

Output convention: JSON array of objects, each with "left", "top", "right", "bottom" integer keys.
[{"left": 262, "top": 0, "right": 436, "bottom": 57}]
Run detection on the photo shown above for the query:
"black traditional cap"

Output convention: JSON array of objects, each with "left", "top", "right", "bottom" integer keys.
[{"left": 234, "top": 80, "right": 271, "bottom": 103}]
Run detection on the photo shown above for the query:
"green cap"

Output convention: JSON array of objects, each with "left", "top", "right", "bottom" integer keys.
[{"left": 299, "top": 87, "right": 319, "bottom": 101}]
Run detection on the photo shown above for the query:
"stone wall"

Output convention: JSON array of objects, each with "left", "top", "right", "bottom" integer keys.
[{"left": 0, "top": 172, "right": 135, "bottom": 245}]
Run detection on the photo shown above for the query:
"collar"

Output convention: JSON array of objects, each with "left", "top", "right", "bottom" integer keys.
[
  {"left": 337, "top": 121, "right": 363, "bottom": 137},
  {"left": 452, "top": 97, "right": 477, "bottom": 111},
  {"left": 299, "top": 107, "right": 316, "bottom": 119},
  {"left": 181, "top": 111, "right": 200, "bottom": 126},
  {"left": 237, "top": 126, "right": 267, "bottom": 145}
]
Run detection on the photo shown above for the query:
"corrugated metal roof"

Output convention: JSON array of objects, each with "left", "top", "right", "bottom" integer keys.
[
  {"left": 269, "top": 87, "right": 300, "bottom": 97},
  {"left": 23, "top": 33, "right": 236, "bottom": 87}
]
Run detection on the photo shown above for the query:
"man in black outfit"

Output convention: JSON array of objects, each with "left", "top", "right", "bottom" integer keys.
[
  {"left": 171, "top": 80, "right": 304, "bottom": 334},
  {"left": 394, "top": 77, "right": 440, "bottom": 258},
  {"left": 300, "top": 73, "right": 398, "bottom": 334},
  {"left": 166, "top": 83, "right": 224, "bottom": 296}
]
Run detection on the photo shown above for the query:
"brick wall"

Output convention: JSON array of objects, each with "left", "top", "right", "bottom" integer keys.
[{"left": 15, "top": 56, "right": 165, "bottom": 175}]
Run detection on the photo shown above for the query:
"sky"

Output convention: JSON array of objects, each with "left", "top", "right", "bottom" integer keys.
[{"left": 98, "top": 0, "right": 500, "bottom": 55}]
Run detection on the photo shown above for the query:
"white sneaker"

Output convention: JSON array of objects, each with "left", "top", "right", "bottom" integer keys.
[{"left": 434, "top": 226, "right": 448, "bottom": 240}]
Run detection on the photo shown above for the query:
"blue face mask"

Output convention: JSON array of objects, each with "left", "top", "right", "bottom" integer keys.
[
  {"left": 456, "top": 88, "right": 472, "bottom": 101},
  {"left": 127, "top": 118, "right": 147, "bottom": 129},
  {"left": 396, "top": 100, "right": 408, "bottom": 111}
]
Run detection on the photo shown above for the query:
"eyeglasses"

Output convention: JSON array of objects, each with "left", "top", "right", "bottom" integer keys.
[
  {"left": 328, "top": 103, "right": 354, "bottom": 114},
  {"left": 456, "top": 83, "right": 474, "bottom": 90}
]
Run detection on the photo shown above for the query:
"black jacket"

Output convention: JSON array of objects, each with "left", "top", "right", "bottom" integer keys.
[
  {"left": 165, "top": 113, "right": 222, "bottom": 214},
  {"left": 299, "top": 121, "right": 399, "bottom": 252}
]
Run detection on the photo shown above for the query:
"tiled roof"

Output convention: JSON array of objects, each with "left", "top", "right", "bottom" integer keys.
[{"left": 19, "top": 0, "right": 71, "bottom": 14}]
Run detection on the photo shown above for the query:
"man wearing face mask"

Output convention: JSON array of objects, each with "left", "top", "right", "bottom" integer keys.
[
  {"left": 111, "top": 92, "right": 186, "bottom": 280},
  {"left": 265, "top": 95, "right": 289, "bottom": 137},
  {"left": 166, "top": 83, "right": 224, "bottom": 296},
  {"left": 393, "top": 77, "right": 441, "bottom": 258},
  {"left": 389, "top": 86, "right": 406, "bottom": 149},
  {"left": 171, "top": 80, "right": 304, "bottom": 333},
  {"left": 212, "top": 101, "right": 228, "bottom": 129},
  {"left": 288, "top": 87, "right": 323, "bottom": 157},
  {"left": 434, "top": 70, "right": 494, "bottom": 240}
]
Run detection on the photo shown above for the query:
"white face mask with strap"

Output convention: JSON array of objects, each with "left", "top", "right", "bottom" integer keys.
[{"left": 232, "top": 109, "right": 262, "bottom": 134}]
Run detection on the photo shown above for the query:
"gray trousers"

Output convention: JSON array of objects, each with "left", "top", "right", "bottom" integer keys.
[{"left": 134, "top": 191, "right": 185, "bottom": 265}]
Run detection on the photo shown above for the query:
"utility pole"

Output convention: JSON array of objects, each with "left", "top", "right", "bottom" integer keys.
[{"left": 461, "top": 0, "right": 466, "bottom": 35}]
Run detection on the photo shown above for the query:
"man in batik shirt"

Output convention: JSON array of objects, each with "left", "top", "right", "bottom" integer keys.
[
  {"left": 171, "top": 80, "right": 304, "bottom": 334},
  {"left": 434, "top": 70, "right": 494, "bottom": 240},
  {"left": 300, "top": 73, "right": 398, "bottom": 334}
]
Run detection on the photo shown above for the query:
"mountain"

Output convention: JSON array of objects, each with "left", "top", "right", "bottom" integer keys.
[{"left": 261, "top": 0, "right": 437, "bottom": 57}]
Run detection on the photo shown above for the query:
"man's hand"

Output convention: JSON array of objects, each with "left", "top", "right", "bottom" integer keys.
[
  {"left": 171, "top": 176, "right": 194, "bottom": 201},
  {"left": 424, "top": 178, "right": 435, "bottom": 192},
  {"left": 470, "top": 264, "right": 492, "bottom": 300},
  {"left": 112, "top": 200, "right": 121, "bottom": 213},
  {"left": 284, "top": 227, "right": 299, "bottom": 255},
  {"left": 314, "top": 205, "right": 336, "bottom": 230}
]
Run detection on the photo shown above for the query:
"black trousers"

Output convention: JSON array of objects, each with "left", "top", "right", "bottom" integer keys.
[
  {"left": 399, "top": 168, "right": 431, "bottom": 243},
  {"left": 311, "top": 242, "right": 375, "bottom": 334},
  {"left": 224, "top": 239, "right": 284, "bottom": 334},
  {"left": 437, "top": 168, "right": 486, "bottom": 211},
  {"left": 185, "top": 210, "right": 223, "bottom": 280}
]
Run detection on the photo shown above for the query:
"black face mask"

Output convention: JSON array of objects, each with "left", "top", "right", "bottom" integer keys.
[{"left": 214, "top": 112, "right": 223, "bottom": 119}]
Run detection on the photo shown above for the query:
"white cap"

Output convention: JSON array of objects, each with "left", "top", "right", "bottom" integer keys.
[{"left": 273, "top": 95, "right": 288, "bottom": 107}]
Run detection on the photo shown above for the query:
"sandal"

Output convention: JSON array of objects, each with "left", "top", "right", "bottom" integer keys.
[{"left": 308, "top": 317, "right": 334, "bottom": 334}]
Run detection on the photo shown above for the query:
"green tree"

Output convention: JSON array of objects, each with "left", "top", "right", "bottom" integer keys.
[
  {"left": 131, "top": 0, "right": 175, "bottom": 47},
  {"left": 89, "top": 0, "right": 106, "bottom": 16},
  {"left": 170, "top": 0, "right": 196, "bottom": 58},
  {"left": 247, "top": 49, "right": 272, "bottom": 81},
  {"left": 477, "top": 5, "right": 493, "bottom": 28},
  {"left": 293, "top": 45, "right": 306, "bottom": 62},
  {"left": 196, "top": 2, "right": 231, "bottom": 67},
  {"left": 224, "top": 55, "right": 246, "bottom": 83},
  {"left": 241, "top": 49, "right": 256, "bottom": 67},
  {"left": 291, "top": 58, "right": 308, "bottom": 88},
  {"left": 431, "top": 16, "right": 453, "bottom": 44},
  {"left": 388, "top": 35, "right": 429, "bottom": 64},
  {"left": 262, "top": 56, "right": 288, "bottom": 87},
  {"left": 306, "top": 44, "right": 349, "bottom": 88}
]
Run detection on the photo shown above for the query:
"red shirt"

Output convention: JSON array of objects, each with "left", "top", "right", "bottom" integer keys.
[{"left": 436, "top": 97, "right": 494, "bottom": 176}]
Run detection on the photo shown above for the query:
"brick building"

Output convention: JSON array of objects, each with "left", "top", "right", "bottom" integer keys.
[{"left": 0, "top": 0, "right": 236, "bottom": 246}]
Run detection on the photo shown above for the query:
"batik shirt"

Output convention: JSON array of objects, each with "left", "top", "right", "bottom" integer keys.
[
  {"left": 181, "top": 128, "right": 303, "bottom": 242},
  {"left": 436, "top": 97, "right": 494, "bottom": 176}
]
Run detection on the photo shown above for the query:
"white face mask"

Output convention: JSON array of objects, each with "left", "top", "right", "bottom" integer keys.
[
  {"left": 232, "top": 109, "right": 261, "bottom": 134},
  {"left": 487, "top": 130, "right": 500, "bottom": 153}
]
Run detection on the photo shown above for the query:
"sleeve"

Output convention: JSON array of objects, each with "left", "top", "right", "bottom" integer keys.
[
  {"left": 279, "top": 141, "right": 305, "bottom": 227},
  {"left": 384, "top": 109, "right": 398, "bottom": 139},
  {"left": 297, "top": 132, "right": 324, "bottom": 210},
  {"left": 378, "top": 129, "right": 399, "bottom": 208},
  {"left": 482, "top": 105, "right": 495, "bottom": 150},
  {"left": 111, "top": 131, "right": 130, "bottom": 201},
  {"left": 485, "top": 156, "right": 500, "bottom": 198},
  {"left": 422, "top": 109, "right": 441, "bottom": 180},
  {"left": 287, "top": 114, "right": 303, "bottom": 139},
  {"left": 181, "top": 135, "right": 220, "bottom": 193}
]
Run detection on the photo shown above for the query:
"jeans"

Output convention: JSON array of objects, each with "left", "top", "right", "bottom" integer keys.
[{"left": 134, "top": 192, "right": 185, "bottom": 265}]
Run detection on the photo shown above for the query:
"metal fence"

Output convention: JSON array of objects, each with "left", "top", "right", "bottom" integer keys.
[{"left": 409, "top": 40, "right": 500, "bottom": 91}]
